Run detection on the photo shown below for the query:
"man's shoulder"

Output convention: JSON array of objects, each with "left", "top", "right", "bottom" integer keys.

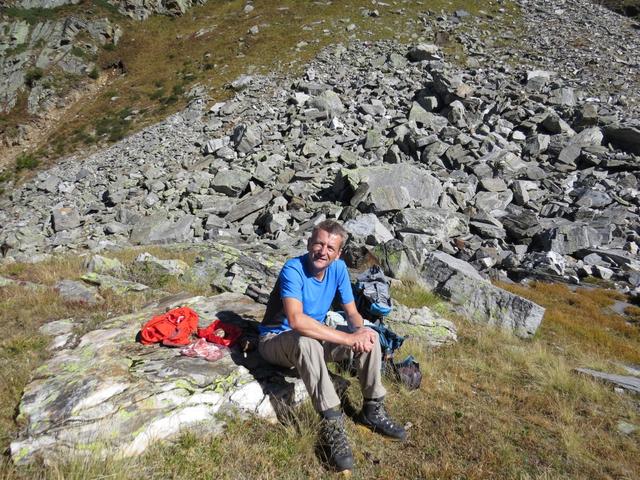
[
  {"left": 330, "top": 258, "right": 348, "bottom": 273},
  {"left": 280, "top": 254, "right": 307, "bottom": 278},
  {"left": 283, "top": 254, "right": 306, "bottom": 270}
]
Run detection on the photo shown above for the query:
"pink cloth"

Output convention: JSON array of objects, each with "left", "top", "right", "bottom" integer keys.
[{"left": 180, "top": 338, "right": 229, "bottom": 362}]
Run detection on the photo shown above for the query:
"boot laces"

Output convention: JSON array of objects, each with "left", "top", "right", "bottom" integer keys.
[
  {"left": 321, "top": 417, "right": 350, "bottom": 457},
  {"left": 370, "top": 402, "right": 400, "bottom": 429}
]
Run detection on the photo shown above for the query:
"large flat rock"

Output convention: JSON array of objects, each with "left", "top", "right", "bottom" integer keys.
[
  {"left": 11, "top": 292, "right": 307, "bottom": 465},
  {"left": 418, "top": 251, "right": 544, "bottom": 338}
]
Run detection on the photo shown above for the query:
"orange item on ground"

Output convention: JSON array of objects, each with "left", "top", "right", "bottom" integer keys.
[
  {"left": 139, "top": 306, "right": 199, "bottom": 346},
  {"left": 197, "top": 319, "right": 242, "bottom": 347}
]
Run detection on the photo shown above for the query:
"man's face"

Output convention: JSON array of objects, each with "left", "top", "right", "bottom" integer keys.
[{"left": 307, "top": 229, "right": 343, "bottom": 274}]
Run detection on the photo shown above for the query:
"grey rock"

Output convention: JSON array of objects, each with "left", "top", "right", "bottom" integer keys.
[
  {"left": 603, "top": 125, "right": 640, "bottom": 154},
  {"left": 10, "top": 293, "right": 307, "bottom": 465},
  {"left": 130, "top": 213, "right": 195, "bottom": 245},
  {"left": 502, "top": 209, "right": 542, "bottom": 240},
  {"left": 407, "top": 44, "right": 441, "bottom": 62},
  {"left": 594, "top": 265, "right": 614, "bottom": 280},
  {"left": 308, "top": 90, "right": 344, "bottom": 117},
  {"left": 394, "top": 207, "right": 468, "bottom": 246},
  {"left": 417, "top": 251, "right": 544, "bottom": 338},
  {"left": 232, "top": 125, "right": 261, "bottom": 154},
  {"left": 408, "top": 103, "right": 448, "bottom": 131},
  {"left": 81, "top": 272, "right": 149, "bottom": 294},
  {"left": 51, "top": 207, "right": 81, "bottom": 232},
  {"left": 225, "top": 189, "right": 273, "bottom": 223},
  {"left": 84, "top": 255, "right": 124, "bottom": 276},
  {"left": 479, "top": 177, "right": 508, "bottom": 192},
  {"left": 574, "top": 368, "right": 640, "bottom": 395},
  {"left": 212, "top": 170, "right": 251, "bottom": 197},
  {"left": 336, "top": 164, "right": 443, "bottom": 212},
  {"left": 55, "top": 280, "right": 103, "bottom": 304},
  {"left": 230, "top": 75, "right": 254, "bottom": 91},
  {"left": 134, "top": 252, "right": 189, "bottom": 277},
  {"left": 534, "top": 222, "right": 603, "bottom": 255},
  {"left": 474, "top": 190, "right": 513, "bottom": 212},
  {"left": 343, "top": 213, "right": 394, "bottom": 245},
  {"left": 389, "top": 304, "right": 457, "bottom": 347},
  {"left": 568, "top": 127, "right": 603, "bottom": 148},
  {"left": 617, "top": 421, "right": 638, "bottom": 435},
  {"left": 524, "top": 251, "right": 566, "bottom": 276}
]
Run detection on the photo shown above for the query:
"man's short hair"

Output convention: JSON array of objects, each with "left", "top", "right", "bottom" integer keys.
[{"left": 311, "top": 219, "right": 349, "bottom": 250}]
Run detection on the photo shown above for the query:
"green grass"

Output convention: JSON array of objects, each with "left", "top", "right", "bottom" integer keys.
[
  {"left": 24, "top": 68, "right": 43, "bottom": 88},
  {"left": 3, "top": 7, "right": 59, "bottom": 25},
  {"left": 4, "top": 43, "right": 29, "bottom": 57},
  {"left": 14, "top": 153, "right": 39, "bottom": 171}
]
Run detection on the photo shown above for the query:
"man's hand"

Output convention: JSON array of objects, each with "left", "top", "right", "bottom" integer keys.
[{"left": 350, "top": 327, "right": 377, "bottom": 353}]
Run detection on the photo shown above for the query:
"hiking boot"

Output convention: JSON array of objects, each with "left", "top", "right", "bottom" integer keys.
[
  {"left": 319, "top": 415, "right": 354, "bottom": 473},
  {"left": 358, "top": 399, "right": 407, "bottom": 441}
]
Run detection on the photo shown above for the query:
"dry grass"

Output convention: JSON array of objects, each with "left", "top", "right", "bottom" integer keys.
[
  {"left": 1, "top": 271, "right": 638, "bottom": 479},
  {"left": 499, "top": 281, "right": 640, "bottom": 365}
]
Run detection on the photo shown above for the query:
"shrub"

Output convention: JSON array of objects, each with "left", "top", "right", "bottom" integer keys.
[
  {"left": 24, "top": 68, "right": 43, "bottom": 88},
  {"left": 88, "top": 67, "right": 100, "bottom": 80},
  {"left": 15, "top": 153, "right": 39, "bottom": 171}
]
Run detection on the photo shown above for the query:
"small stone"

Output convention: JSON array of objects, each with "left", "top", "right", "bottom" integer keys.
[{"left": 55, "top": 280, "right": 103, "bottom": 304}]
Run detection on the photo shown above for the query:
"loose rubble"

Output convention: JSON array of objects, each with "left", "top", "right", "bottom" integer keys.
[{"left": 2, "top": 5, "right": 639, "bottom": 302}]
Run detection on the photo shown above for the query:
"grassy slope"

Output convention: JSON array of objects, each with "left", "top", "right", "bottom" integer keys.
[
  {"left": 1, "top": 0, "right": 516, "bottom": 179},
  {"left": 0, "top": 252, "right": 639, "bottom": 479}
]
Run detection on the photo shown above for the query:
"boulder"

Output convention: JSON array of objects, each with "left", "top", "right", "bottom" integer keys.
[
  {"left": 212, "top": 170, "right": 251, "bottom": 197},
  {"left": 407, "top": 44, "right": 441, "bottom": 62},
  {"left": 134, "top": 252, "right": 189, "bottom": 277},
  {"left": 389, "top": 304, "right": 457, "bottom": 347},
  {"left": 55, "top": 280, "right": 103, "bottom": 304},
  {"left": 81, "top": 273, "right": 149, "bottom": 295},
  {"left": 11, "top": 293, "right": 308, "bottom": 465},
  {"left": 51, "top": 207, "right": 81, "bottom": 232},
  {"left": 417, "top": 251, "right": 544, "bottom": 337},
  {"left": 308, "top": 90, "right": 344, "bottom": 117},
  {"left": 533, "top": 222, "right": 603, "bottom": 255},
  {"left": 343, "top": 213, "right": 394, "bottom": 245},
  {"left": 603, "top": 124, "right": 640, "bottom": 154},
  {"left": 335, "top": 164, "right": 443, "bottom": 212},
  {"left": 232, "top": 124, "right": 262, "bottom": 154},
  {"left": 394, "top": 207, "right": 468, "bottom": 248},
  {"left": 130, "top": 212, "right": 195, "bottom": 245},
  {"left": 84, "top": 255, "right": 124, "bottom": 276}
]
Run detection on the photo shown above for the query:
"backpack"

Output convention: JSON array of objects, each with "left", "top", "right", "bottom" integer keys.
[
  {"left": 354, "top": 265, "right": 393, "bottom": 321},
  {"left": 369, "top": 322, "right": 405, "bottom": 360},
  {"left": 139, "top": 306, "right": 199, "bottom": 346},
  {"left": 386, "top": 355, "right": 422, "bottom": 390}
]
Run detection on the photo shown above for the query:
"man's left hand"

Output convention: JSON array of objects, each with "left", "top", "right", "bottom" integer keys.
[{"left": 351, "top": 327, "right": 377, "bottom": 353}]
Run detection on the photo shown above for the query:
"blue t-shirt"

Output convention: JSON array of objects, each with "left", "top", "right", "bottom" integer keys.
[{"left": 259, "top": 254, "right": 354, "bottom": 336}]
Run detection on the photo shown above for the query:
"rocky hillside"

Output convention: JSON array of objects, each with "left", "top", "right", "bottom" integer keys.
[
  {"left": 1, "top": 0, "right": 639, "bottom": 292},
  {"left": 0, "top": 0, "right": 210, "bottom": 165}
]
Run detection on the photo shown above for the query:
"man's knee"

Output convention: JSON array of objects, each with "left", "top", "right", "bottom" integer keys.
[{"left": 295, "top": 335, "right": 324, "bottom": 360}]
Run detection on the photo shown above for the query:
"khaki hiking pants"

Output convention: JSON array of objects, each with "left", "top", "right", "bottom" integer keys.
[{"left": 259, "top": 329, "right": 387, "bottom": 413}]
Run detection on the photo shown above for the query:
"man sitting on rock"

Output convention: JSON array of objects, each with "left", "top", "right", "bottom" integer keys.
[{"left": 259, "top": 219, "right": 406, "bottom": 472}]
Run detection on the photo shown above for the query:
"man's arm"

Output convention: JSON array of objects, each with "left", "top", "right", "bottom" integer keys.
[
  {"left": 342, "top": 300, "right": 377, "bottom": 353},
  {"left": 342, "top": 300, "right": 365, "bottom": 330},
  {"left": 284, "top": 297, "right": 376, "bottom": 352}
]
